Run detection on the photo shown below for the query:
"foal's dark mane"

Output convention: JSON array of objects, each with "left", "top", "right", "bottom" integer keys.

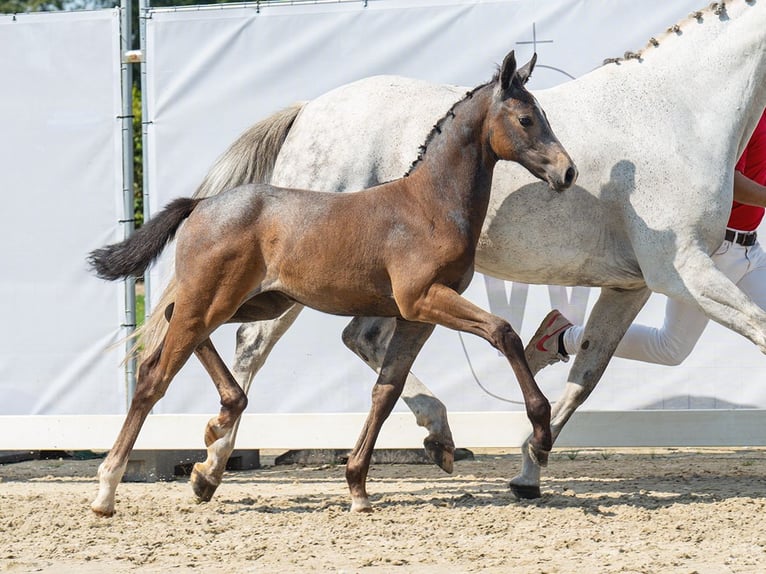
[{"left": 403, "top": 76, "right": 496, "bottom": 178}]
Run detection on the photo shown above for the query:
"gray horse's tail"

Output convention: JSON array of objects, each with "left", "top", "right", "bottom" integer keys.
[
  {"left": 192, "top": 102, "right": 305, "bottom": 199},
  {"left": 136, "top": 102, "right": 305, "bottom": 358},
  {"left": 88, "top": 197, "right": 201, "bottom": 281}
]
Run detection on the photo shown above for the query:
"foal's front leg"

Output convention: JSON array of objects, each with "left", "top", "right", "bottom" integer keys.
[
  {"left": 346, "top": 319, "right": 435, "bottom": 512},
  {"left": 342, "top": 316, "right": 456, "bottom": 473},
  {"left": 402, "top": 283, "right": 552, "bottom": 465}
]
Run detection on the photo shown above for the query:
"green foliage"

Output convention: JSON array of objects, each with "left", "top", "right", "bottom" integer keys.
[
  {"left": 132, "top": 83, "right": 144, "bottom": 227},
  {"left": 136, "top": 291, "right": 145, "bottom": 326},
  {"left": 0, "top": 0, "right": 234, "bottom": 13},
  {"left": 0, "top": 0, "right": 117, "bottom": 13},
  {"left": 2, "top": 0, "right": 67, "bottom": 12},
  {"left": 0, "top": 0, "right": 55, "bottom": 11}
]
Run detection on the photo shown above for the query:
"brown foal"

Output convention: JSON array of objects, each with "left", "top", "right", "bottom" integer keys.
[{"left": 88, "top": 50, "right": 576, "bottom": 516}]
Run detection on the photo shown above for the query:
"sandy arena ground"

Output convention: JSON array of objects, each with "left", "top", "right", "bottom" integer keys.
[{"left": 1, "top": 448, "right": 765, "bottom": 573}]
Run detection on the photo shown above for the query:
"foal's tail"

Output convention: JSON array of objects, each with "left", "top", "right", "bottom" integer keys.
[
  {"left": 88, "top": 197, "right": 200, "bottom": 281},
  {"left": 136, "top": 102, "right": 305, "bottom": 358}
]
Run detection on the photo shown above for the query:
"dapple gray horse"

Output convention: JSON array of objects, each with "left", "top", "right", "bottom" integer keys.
[{"left": 140, "top": 0, "right": 766, "bottom": 500}]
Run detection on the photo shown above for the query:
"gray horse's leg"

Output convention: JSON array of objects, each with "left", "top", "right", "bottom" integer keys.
[
  {"left": 346, "top": 320, "right": 435, "bottom": 511},
  {"left": 661, "top": 248, "right": 766, "bottom": 352},
  {"left": 191, "top": 303, "right": 304, "bottom": 501},
  {"left": 342, "top": 316, "right": 456, "bottom": 473},
  {"left": 510, "top": 286, "right": 651, "bottom": 499}
]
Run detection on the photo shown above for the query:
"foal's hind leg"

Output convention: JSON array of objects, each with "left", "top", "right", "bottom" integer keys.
[
  {"left": 92, "top": 311, "right": 215, "bottom": 516},
  {"left": 346, "top": 319, "right": 435, "bottom": 512},
  {"left": 191, "top": 296, "right": 302, "bottom": 501},
  {"left": 92, "top": 273, "right": 255, "bottom": 516},
  {"left": 342, "top": 316, "right": 456, "bottom": 473},
  {"left": 189, "top": 337, "right": 249, "bottom": 501},
  {"left": 92, "top": 343, "right": 168, "bottom": 516}
]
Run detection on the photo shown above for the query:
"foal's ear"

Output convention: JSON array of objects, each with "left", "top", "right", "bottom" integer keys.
[
  {"left": 499, "top": 50, "right": 517, "bottom": 92},
  {"left": 516, "top": 53, "right": 537, "bottom": 86}
]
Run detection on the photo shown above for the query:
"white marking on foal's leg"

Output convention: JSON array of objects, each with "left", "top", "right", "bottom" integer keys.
[
  {"left": 350, "top": 495, "right": 373, "bottom": 513},
  {"left": 191, "top": 417, "right": 239, "bottom": 502},
  {"left": 91, "top": 459, "right": 128, "bottom": 517}
]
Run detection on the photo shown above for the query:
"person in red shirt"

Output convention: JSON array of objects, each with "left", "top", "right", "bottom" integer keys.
[{"left": 527, "top": 109, "right": 766, "bottom": 371}]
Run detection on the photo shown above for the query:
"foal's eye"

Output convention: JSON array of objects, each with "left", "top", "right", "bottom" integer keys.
[{"left": 518, "top": 116, "right": 533, "bottom": 127}]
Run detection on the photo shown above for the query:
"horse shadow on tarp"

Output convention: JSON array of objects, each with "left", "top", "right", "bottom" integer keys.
[
  {"left": 482, "top": 159, "right": 759, "bottom": 405},
  {"left": 483, "top": 159, "right": 668, "bottom": 286}
]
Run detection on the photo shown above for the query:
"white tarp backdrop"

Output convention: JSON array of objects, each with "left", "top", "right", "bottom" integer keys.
[
  {"left": 1, "top": 0, "right": 763, "bottom": 438},
  {"left": 0, "top": 10, "right": 126, "bottom": 415},
  {"left": 143, "top": 0, "right": 766, "bottom": 415}
]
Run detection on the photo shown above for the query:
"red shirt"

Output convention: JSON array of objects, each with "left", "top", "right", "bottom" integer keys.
[{"left": 728, "top": 111, "right": 766, "bottom": 231}]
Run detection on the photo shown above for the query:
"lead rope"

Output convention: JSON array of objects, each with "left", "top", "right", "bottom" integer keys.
[
  {"left": 457, "top": 332, "right": 525, "bottom": 405},
  {"left": 458, "top": 331, "right": 561, "bottom": 405}
]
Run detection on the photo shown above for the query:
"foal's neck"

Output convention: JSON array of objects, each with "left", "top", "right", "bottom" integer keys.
[{"left": 405, "top": 83, "right": 497, "bottom": 221}]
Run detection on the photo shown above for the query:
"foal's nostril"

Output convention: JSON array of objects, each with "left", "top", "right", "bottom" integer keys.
[{"left": 564, "top": 166, "right": 576, "bottom": 188}]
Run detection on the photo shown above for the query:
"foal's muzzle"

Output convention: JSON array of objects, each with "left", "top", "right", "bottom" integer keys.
[{"left": 549, "top": 164, "right": 578, "bottom": 192}]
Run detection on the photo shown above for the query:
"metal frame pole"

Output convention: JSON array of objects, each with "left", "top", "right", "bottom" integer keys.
[
  {"left": 119, "top": 0, "right": 138, "bottom": 403},
  {"left": 139, "top": 0, "right": 152, "bottom": 312}
]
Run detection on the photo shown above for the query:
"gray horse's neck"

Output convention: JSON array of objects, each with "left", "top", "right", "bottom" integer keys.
[{"left": 586, "top": 0, "right": 766, "bottom": 162}]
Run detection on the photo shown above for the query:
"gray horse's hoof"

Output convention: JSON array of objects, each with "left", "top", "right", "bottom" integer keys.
[
  {"left": 424, "top": 438, "right": 455, "bottom": 474},
  {"left": 509, "top": 483, "right": 542, "bottom": 500},
  {"left": 191, "top": 466, "right": 220, "bottom": 502}
]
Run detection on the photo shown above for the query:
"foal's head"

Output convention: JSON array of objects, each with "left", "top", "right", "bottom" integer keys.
[{"left": 488, "top": 51, "right": 577, "bottom": 191}]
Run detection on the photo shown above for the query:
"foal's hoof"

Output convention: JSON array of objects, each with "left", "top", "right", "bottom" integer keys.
[
  {"left": 509, "top": 482, "right": 542, "bottom": 500},
  {"left": 424, "top": 438, "right": 455, "bottom": 474},
  {"left": 191, "top": 465, "right": 220, "bottom": 502},
  {"left": 350, "top": 499, "right": 374, "bottom": 513}
]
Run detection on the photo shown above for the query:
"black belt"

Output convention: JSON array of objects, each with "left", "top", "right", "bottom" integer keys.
[{"left": 725, "top": 228, "right": 757, "bottom": 246}]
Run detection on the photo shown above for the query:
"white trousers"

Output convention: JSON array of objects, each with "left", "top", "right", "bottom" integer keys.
[{"left": 563, "top": 237, "right": 766, "bottom": 365}]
